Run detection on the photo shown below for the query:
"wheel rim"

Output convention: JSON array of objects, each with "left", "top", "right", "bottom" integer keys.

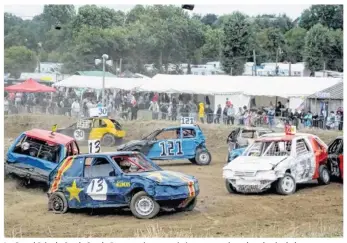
[
  {"left": 52, "top": 196, "right": 64, "bottom": 212},
  {"left": 135, "top": 196, "right": 154, "bottom": 216},
  {"left": 199, "top": 152, "right": 210, "bottom": 164},
  {"left": 322, "top": 169, "right": 329, "bottom": 182},
  {"left": 281, "top": 176, "right": 294, "bottom": 193},
  {"left": 103, "top": 135, "right": 113, "bottom": 146}
]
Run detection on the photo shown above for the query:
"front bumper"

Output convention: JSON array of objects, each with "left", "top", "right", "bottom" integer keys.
[{"left": 224, "top": 170, "right": 278, "bottom": 193}]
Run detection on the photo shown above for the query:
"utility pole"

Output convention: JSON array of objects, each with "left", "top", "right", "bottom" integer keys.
[
  {"left": 289, "top": 62, "right": 291, "bottom": 76},
  {"left": 119, "top": 58, "right": 122, "bottom": 74},
  {"left": 253, "top": 50, "right": 257, "bottom": 76},
  {"left": 323, "top": 60, "right": 326, "bottom": 77}
]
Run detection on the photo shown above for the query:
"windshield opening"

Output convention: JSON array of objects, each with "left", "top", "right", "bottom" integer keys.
[
  {"left": 113, "top": 154, "right": 158, "bottom": 173},
  {"left": 141, "top": 129, "right": 161, "bottom": 140},
  {"left": 245, "top": 140, "right": 292, "bottom": 157}
]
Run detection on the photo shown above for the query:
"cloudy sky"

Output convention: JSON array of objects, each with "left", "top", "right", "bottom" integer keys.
[{"left": 4, "top": 4, "right": 311, "bottom": 20}]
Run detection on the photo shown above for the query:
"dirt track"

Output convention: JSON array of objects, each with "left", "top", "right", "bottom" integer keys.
[{"left": 4, "top": 115, "right": 343, "bottom": 237}]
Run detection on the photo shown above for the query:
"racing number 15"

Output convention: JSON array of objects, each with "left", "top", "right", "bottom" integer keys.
[{"left": 159, "top": 141, "right": 183, "bottom": 156}]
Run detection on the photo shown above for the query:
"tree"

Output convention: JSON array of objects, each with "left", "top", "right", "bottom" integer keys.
[
  {"left": 4, "top": 46, "right": 37, "bottom": 77},
  {"left": 221, "top": 12, "right": 252, "bottom": 75},
  {"left": 284, "top": 27, "right": 307, "bottom": 63},
  {"left": 327, "top": 29, "right": 343, "bottom": 71},
  {"left": 42, "top": 5, "right": 75, "bottom": 29},
  {"left": 299, "top": 5, "right": 343, "bottom": 30},
  {"left": 202, "top": 26, "right": 225, "bottom": 61},
  {"left": 201, "top": 14, "right": 218, "bottom": 26},
  {"left": 4, "top": 13, "right": 23, "bottom": 35},
  {"left": 304, "top": 24, "right": 331, "bottom": 72}
]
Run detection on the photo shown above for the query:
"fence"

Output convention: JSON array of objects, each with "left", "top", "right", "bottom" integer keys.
[{"left": 4, "top": 104, "right": 343, "bottom": 131}]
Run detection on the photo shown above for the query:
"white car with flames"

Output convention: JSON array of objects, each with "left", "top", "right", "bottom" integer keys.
[{"left": 223, "top": 132, "right": 330, "bottom": 195}]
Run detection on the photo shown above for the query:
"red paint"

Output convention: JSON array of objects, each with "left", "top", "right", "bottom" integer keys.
[
  {"left": 25, "top": 129, "right": 75, "bottom": 145},
  {"left": 339, "top": 154, "right": 344, "bottom": 179},
  {"left": 310, "top": 137, "right": 328, "bottom": 179}
]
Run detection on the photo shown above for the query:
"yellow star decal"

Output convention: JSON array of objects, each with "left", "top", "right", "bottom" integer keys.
[
  {"left": 147, "top": 172, "right": 166, "bottom": 182},
  {"left": 66, "top": 180, "right": 83, "bottom": 202}
]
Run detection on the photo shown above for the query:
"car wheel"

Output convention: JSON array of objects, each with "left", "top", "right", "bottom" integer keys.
[
  {"left": 130, "top": 191, "right": 160, "bottom": 219},
  {"left": 101, "top": 133, "right": 116, "bottom": 147},
  {"left": 225, "top": 179, "right": 238, "bottom": 194},
  {"left": 48, "top": 192, "right": 68, "bottom": 214},
  {"left": 318, "top": 165, "right": 331, "bottom": 185},
  {"left": 195, "top": 149, "right": 211, "bottom": 165},
  {"left": 189, "top": 158, "right": 196, "bottom": 164},
  {"left": 177, "top": 197, "right": 197, "bottom": 212},
  {"left": 276, "top": 173, "right": 296, "bottom": 195}
]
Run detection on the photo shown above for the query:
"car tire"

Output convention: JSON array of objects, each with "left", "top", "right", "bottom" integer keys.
[
  {"left": 114, "top": 138, "right": 123, "bottom": 146},
  {"left": 176, "top": 197, "right": 197, "bottom": 212},
  {"left": 225, "top": 179, "right": 238, "bottom": 194},
  {"left": 48, "top": 192, "right": 68, "bottom": 214},
  {"left": 318, "top": 165, "right": 331, "bottom": 185},
  {"left": 275, "top": 173, "right": 296, "bottom": 195},
  {"left": 101, "top": 133, "right": 116, "bottom": 147},
  {"left": 195, "top": 149, "right": 211, "bottom": 165},
  {"left": 130, "top": 191, "right": 160, "bottom": 219}
]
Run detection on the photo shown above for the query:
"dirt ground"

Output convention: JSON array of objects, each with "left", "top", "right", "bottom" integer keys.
[{"left": 3, "top": 115, "right": 343, "bottom": 237}]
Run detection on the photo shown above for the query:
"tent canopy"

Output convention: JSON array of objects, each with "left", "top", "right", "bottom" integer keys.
[
  {"left": 140, "top": 75, "right": 342, "bottom": 98},
  {"left": 53, "top": 75, "right": 148, "bottom": 90},
  {"left": 4, "top": 78, "right": 56, "bottom": 93}
]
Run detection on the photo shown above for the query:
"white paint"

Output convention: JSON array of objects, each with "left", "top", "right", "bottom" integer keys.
[
  {"left": 73, "top": 129, "right": 85, "bottom": 141},
  {"left": 88, "top": 140, "right": 101, "bottom": 154},
  {"left": 89, "top": 107, "right": 108, "bottom": 117},
  {"left": 86, "top": 178, "right": 107, "bottom": 201},
  {"left": 180, "top": 117, "right": 194, "bottom": 125}
]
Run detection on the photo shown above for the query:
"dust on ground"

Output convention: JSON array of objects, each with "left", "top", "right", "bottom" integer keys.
[{"left": 4, "top": 115, "right": 343, "bottom": 237}]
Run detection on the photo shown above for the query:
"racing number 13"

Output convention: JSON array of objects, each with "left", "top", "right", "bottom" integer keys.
[{"left": 159, "top": 141, "right": 183, "bottom": 156}]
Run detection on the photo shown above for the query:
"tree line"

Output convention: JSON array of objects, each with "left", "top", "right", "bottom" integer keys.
[{"left": 4, "top": 4, "right": 343, "bottom": 77}]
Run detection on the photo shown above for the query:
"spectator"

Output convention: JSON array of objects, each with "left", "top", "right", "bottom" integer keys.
[
  {"left": 237, "top": 107, "right": 243, "bottom": 125},
  {"left": 214, "top": 104, "right": 222, "bottom": 124},
  {"left": 326, "top": 111, "right": 336, "bottom": 130},
  {"left": 223, "top": 104, "right": 228, "bottom": 124},
  {"left": 198, "top": 102, "right": 205, "bottom": 123},
  {"left": 149, "top": 100, "right": 160, "bottom": 120},
  {"left": 205, "top": 105, "right": 213, "bottom": 124},
  {"left": 227, "top": 104, "right": 235, "bottom": 125},
  {"left": 304, "top": 111, "right": 313, "bottom": 128},
  {"left": 71, "top": 99, "right": 80, "bottom": 117},
  {"left": 4, "top": 97, "right": 9, "bottom": 115},
  {"left": 267, "top": 105, "right": 275, "bottom": 128}
]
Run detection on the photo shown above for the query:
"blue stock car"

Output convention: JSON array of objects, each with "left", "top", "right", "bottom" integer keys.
[
  {"left": 117, "top": 124, "right": 212, "bottom": 165},
  {"left": 227, "top": 147, "right": 246, "bottom": 163},
  {"left": 47, "top": 151, "right": 199, "bottom": 219}
]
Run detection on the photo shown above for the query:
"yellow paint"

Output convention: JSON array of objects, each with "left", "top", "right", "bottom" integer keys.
[
  {"left": 88, "top": 118, "right": 126, "bottom": 140},
  {"left": 147, "top": 172, "right": 166, "bottom": 182},
  {"left": 51, "top": 124, "right": 57, "bottom": 133},
  {"left": 115, "top": 181, "right": 131, "bottom": 187},
  {"left": 66, "top": 180, "right": 83, "bottom": 202}
]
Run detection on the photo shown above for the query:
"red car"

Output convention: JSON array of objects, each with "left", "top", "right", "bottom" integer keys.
[{"left": 328, "top": 136, "right": 343, "bottom": 181}]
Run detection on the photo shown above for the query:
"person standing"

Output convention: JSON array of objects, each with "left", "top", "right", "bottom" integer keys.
[
  {"left": 227, "top": 104, "right": 235, "bottom": 125},
  {"left": 214, "top": 104, "right": 222, "bottom": 124},
  {"left": 198, "top": 102, "right": 205, "bottom": 123},
  {"left": 4, "top": 97, "right": 9, "bottom": 115},
  {"left": 71, "top": 99, "right": 80, "bottom": 118}
]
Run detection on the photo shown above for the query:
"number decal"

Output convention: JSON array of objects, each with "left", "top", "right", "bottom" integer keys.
[
  {"left": 98, "top": 107, "right": 107, "bottom": 116},
  {"left": 86, "top": 178, "right": 108, "bottom": 201},
  {"left": 180, "top": 117, "right": 194, "bottom": 125},
  {"left": 176, "top": 140, "right": 183, "bottom": 155},
  {"left": 88, "top": 140, "right": 101, "bottom": 153},
  {"left": 158, "top": 140, "right": 184, "bottom": 156},
  {"left": 159, "top": 141, "right": 166, "bottom": 156},
  {"left": 167, "top": 141, "right": 174, "bottom": 156},
  {"left": 73, "top": 129, "right": 85, "bottom": 141}
]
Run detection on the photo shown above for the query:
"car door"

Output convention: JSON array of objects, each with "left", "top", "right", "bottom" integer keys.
[
  {"left": 90, "top": 118, "right": 108, "bottom": 140},
  {"left": 328, "top": 138, "right": 343, "bottom": 177},
  {"left": 181, "top": 128, "right": 198, "bottom": 158},
  {"left": 147, "top": 128, "right": 182, "bottom": 159},
  {"left": 79, "top": 156, "right": 125, "bottom": 206},
  {"left": 294, "top": 138, "right": 315, "bottom": 183}
]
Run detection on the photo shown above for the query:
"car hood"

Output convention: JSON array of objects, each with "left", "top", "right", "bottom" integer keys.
[
  {"left": 117, "top": 140, "right": 144, "bottom": 150},
  {"left": 130, "top": 170, "right": 197, "bottom": 186},
  {"left": 224, "top": 156, "right": 288, "bottom": 171}
]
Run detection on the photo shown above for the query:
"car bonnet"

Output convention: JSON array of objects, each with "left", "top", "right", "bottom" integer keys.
[{"left": 131, "top": 170, "right": 197, "bottom": 186}]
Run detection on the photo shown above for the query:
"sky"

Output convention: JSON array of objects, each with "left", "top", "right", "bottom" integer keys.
[{"left": 4, "top": 4, "right": 311, "bottom": 20}]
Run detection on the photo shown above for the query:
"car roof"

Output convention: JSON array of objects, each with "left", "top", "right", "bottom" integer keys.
[
  {"left": 240, "top": 127, "right": 273, "bottom": 132},
  {"left": 24, "top": 129, "right": 75, "bottom": 145},
  {"left": 256, "top": 133, "right": 315, "bottom": 142},
  {"left": 165, "top": 124, "right": 199, "bottom": 129},
  {"left": 73, "top": 151, "right": 141, "bottom": 158}
]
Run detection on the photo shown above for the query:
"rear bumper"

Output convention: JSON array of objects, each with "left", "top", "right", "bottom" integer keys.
[{"left": 5, "top": 163, "right": 48, "bottom": 183}]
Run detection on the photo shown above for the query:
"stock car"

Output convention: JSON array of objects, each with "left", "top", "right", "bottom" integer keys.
[
  {"left": 223, "top": 132, "right": 330, "bottom": 195},
  {"left": 47, "top": 151, "right": 199, "bottom": 219},
  {"left": 116, "top": 124, "right": 212, "bottom": 165},
  {"left": 57, "top": 117, "right": 125, "bottom": 146},
  {"left": 5, "top": 128, "right": 80, "bottom": 184},
  {"left": 327, "top": 136, "right": 344, "bottom": 181},
  {"left": 226, "top": 127, "right": 274, "bottom": 163}
]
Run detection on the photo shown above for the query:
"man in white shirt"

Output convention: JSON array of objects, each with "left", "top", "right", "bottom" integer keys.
[
  {"left": 71, "top": 99, "right": 80, "bottom": 118},
  {"left": 4, "top": 97, "right": 9, "bottom": 115}
]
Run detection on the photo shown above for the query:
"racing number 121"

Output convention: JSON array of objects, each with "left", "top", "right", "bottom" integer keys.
[{"left": 159, "top": 140, "right": 183, "bottom": 156}]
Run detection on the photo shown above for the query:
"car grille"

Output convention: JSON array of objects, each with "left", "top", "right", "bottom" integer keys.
[
  {"left": 237, "top": 185, "right": 263, "bottom": 193},
  {"left": 234, "top": 171, "right": 256, "bottom": 177}
]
